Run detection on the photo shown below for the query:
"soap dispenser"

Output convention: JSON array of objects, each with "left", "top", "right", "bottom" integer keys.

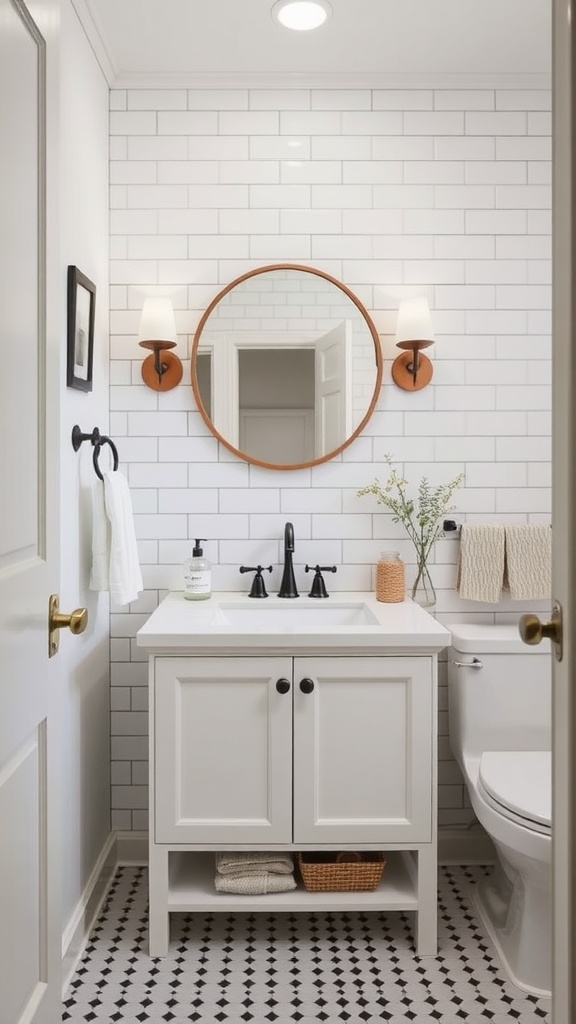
[{"left": 183, "top": 539, "right": 212, "bottom": 601}]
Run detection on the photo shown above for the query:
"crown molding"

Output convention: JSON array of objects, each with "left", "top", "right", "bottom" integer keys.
[
  {"left": 110, "top": 70, "right": 551, "bottom": 92},
  {"left": 69, "top": 0, "right": 117, "bottom": 85}
]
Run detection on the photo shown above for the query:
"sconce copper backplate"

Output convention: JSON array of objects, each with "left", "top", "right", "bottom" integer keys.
[
  {"left": 141, "top": 351, "right": 183, "bottom": 391},
  {"left": 391, "top": 351, "right": 433, "bottom": 391}
]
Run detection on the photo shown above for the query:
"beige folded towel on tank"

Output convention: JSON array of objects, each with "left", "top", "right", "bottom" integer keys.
[
  {"left": 456, "top": 524, "right": 506, "bottom": 603},
  {"left": 214, "top": 871, "right": 297, "bottom": 895},
  {"left": 215, "top": 851, "right": 294, "bottom": 876},
  {"left": 504, "top": 524, "right": 551, "bottom": 601}
]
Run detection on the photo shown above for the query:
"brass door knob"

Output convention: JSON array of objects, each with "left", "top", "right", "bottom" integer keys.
[
  {"left": 519, "top": 602, "right": 563, "bottom": 661},
  {"left": 48, "top": 594, "right": 88, "bottom": 657}
]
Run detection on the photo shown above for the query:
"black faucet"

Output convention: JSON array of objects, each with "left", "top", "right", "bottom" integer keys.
[{"left": 278, "top": 522, "right": 299, "bottom": 598}]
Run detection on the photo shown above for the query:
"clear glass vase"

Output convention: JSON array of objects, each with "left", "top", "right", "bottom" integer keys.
[{"left": 411, "top": 560, "right": 436, "bottom": 608}]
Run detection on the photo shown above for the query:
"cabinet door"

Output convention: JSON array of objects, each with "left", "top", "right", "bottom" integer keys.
[
  {"left": 154, "top": 657, "right": 293, "bottom": 843},
  {"left": 293, "top": 657, "right": 433, "bottom": 844}
]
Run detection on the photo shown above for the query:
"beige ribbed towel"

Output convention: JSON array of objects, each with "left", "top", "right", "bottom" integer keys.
[
  {"left": 456, "top": 524, "right": 506, "bottom": 603},
  {"left": 214, "top": 871, "right": 297, "bottom": 895},
  {"left": 504, "top": 524, "right": 551, "bottom": 600},
  {"left": 215, "top": 852, "right": 294, "bottom": 875}
]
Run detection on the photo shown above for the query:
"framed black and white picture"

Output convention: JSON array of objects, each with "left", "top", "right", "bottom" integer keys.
[{"left": 67, "top": 265, "right": 95, "bottom": 391}]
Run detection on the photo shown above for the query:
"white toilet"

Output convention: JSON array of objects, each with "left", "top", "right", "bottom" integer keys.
[{"left": 447, "top": 623, "right": 552, "bottom": 997}]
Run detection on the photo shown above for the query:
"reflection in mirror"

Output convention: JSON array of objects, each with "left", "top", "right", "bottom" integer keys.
[{"left": 191, "top": 265, "right": 383, "bottom": 470}]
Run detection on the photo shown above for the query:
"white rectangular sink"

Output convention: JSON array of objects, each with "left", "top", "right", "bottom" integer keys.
[
  {"left": 137, "top": 592, "right": 452, "bottom": 653},
  {"left": 215, "top": 601, "right": 380, "bottom": 628}
]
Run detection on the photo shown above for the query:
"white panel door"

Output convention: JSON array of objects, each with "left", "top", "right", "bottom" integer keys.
[
  {"left": 154, "top": 657, "right": 293, "bottom": 844},
  {"left": 293, "top": 657, "right": 433, "bottom": 844},
  {"left": 239, "top": 408, "right": 314, "bottom": 464},
  {"left": 551, "top": 0, "right": 575, "bottom": 1018},
  {"left": 314, "top": 322, "right": 352, "bottom": 457},
  {"left": 0, "top": 1, "right": 61, "bottom": 1022}
]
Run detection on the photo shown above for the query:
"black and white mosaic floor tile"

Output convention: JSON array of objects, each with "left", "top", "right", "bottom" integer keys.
[{"left": 63, "top": 865, "right": 550, "bottom": 1023}]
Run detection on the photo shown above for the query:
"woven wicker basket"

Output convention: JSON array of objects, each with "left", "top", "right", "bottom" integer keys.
[{"left": 297, "top": 851, "right": 386, "bottom": 892}]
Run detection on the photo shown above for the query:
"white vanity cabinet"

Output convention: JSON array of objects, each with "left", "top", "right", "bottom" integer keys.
[
  {"left": 154, "top": 655, "right": 432, "bottom": 847},
  {"left": 138, "top": 592, "right": 450, "bottom": 960}
]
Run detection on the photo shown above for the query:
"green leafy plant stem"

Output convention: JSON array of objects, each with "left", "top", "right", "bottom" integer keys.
[{"left": 358, "top": 456, "right": 463, "bottom": 601}]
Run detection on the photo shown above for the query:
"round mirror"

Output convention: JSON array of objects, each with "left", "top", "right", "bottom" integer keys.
[{"left": 191, "top": 264, "right": 383, "bottom": 470}]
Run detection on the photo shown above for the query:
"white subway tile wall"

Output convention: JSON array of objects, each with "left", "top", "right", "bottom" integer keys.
[{"left": 109, "top": 85, "right": 551, "bottom": 833}]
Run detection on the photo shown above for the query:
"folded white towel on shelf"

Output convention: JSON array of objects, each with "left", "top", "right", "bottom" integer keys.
[
  {"left": 89, "top": 470, "right": 143, "bottom": 606},
  {"left": 504, "top": 524, "right": 551, "bottom": 601},
  {"left": 215, "top": 851, "right": 294, "bottom": 876},
  {"left": 214, "top": 871, "right": 297, "bottom": 895},
  {"left": 456, "top": 524, "right": 506, "bottom": 603}
]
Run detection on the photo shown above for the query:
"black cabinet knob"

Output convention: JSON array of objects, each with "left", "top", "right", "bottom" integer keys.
[
  {"left": 299, "top": 677, "right": 315, "bottom": 694},
  {"left": 276, "top": 678, "right": 290, "bottom": 694}
]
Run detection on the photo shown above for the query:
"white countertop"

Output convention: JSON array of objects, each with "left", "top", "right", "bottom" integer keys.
[{"left": 137, "top": 591, "right": 451, "bottom": 655}]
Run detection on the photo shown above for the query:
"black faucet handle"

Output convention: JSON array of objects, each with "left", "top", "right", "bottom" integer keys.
[
  {"left": 239, "top": 565, "right": 273, "bottom": 599},
  {"left": 304, "top": 564, "right": 337, "bottom": 599}
]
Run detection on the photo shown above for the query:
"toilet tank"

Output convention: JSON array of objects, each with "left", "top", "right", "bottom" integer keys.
[{"left": 448, "top": 623, "right": 551, "bottom": 762}]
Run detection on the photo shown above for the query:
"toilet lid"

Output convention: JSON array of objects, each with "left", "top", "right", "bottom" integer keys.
[{"left": 478, "top": 751, "right": 551, "bottom": 832}]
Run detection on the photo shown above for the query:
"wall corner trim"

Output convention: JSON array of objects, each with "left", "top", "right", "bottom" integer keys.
[{"left": 69, "top": 0, "right": 117, "bottom": 86}]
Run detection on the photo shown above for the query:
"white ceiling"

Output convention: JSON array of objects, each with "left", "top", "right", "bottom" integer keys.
[{"left": 77, "top": 0, "right": 551, "bottom": 86}]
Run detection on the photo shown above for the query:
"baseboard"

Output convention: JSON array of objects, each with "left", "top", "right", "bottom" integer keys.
[
  {"left": 438, "top": 826, "right": 496, "bottom": 865},
  {"left": 61, "top": 832, "right": 117, "bottom": 993},
  {"left": 116, "top": 829, "right": 148, "bottom": 864}
]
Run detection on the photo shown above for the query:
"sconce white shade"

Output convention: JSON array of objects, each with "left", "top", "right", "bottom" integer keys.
[
  {"left": 395, "top": 296, "right": 435, "bottom": 344},
  {"left": 138, "top": 297, "right": 178, "bottom": 343}
]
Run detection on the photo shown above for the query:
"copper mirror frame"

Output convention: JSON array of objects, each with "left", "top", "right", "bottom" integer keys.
[{"left": 191, "top": 264, "right": 383, "bottom": 471}]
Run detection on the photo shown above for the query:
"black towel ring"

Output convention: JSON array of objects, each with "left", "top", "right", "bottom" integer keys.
[
  {"left": 92, "top": 436, "right": 119, "bottom": 480},
  {"left": 71, "top": 424, "right": 119, "bottom": 481}
]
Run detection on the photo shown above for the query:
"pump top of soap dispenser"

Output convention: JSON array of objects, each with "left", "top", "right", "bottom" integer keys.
[{"left": 193, "top": 539, "right": 206, "bottom": 556}]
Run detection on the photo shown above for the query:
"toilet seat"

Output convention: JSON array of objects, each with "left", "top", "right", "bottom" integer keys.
[{"left": 478, "top": 751, "right": 551, "bottom": 836}]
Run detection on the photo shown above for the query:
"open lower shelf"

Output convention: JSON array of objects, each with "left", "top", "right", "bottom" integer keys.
[{"left": 167, "top": 851, "right": 419, "bottom": 913}]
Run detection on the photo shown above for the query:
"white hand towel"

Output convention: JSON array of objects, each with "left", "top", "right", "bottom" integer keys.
[
  {"left": 504, "top": 524, "right": 551, "bottom": 600},
  {"left": 102, "top": 470, "right": 143, "bottom": 606},
  {"left": 89, "top": 479, "right": 110, "bottom": 591},
  {"left": 215, "top": 851, "right": 294, "bottom": 876},
  {"left": 456, "top": 524, "right": 506, "bottom": 603},
  {"left": 214, "top": 872, "right": 297, "bottom": 895}
]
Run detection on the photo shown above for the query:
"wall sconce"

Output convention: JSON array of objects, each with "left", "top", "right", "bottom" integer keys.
[
  {"left": 391, "top": 296, "right": 435, "bottom": 391},
  {"left": 138, "top": 297, "right": 183, "bottom": 391}
]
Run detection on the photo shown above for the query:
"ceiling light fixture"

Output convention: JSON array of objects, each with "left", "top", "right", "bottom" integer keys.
[{"left": 272, "top": 0, "right": 332, "bottom": 31}]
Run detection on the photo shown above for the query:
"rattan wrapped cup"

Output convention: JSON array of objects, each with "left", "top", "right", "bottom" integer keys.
[
  {"left": 297, "top": 851, "right": 386, "bottom": 892},
  {"left": 376, "top": 551, "right": 405, "bottom": 603}
]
